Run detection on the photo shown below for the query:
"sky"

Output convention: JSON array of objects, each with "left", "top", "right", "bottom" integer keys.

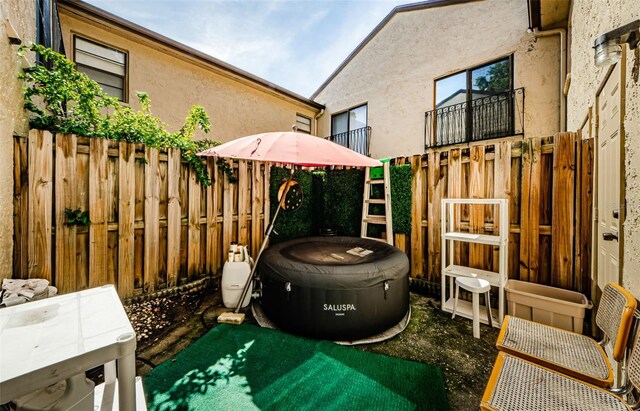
[{"left": 86, "top": 0, "right": 412, "bottom": 98}]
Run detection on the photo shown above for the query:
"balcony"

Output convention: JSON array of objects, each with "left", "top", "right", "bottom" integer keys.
[
  {"left": 327, "top": 126, "right": 371, "bottom": 156},
  {"left": 424, "top": 87, "right": 525, "bottom": 148}
]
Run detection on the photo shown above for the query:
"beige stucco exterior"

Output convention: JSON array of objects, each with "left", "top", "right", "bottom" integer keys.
[
  {"left": 566, "top": 0, "right": 640, "bottom": 298},
  {"left": 0, "top": 0, "right": 36, "bottom": 280},
  {"left": 314, "top": 0, "right": 561, "bottom": 158},
  {"left": 57, "top": 3, "right": 321, "bottom": 142}
]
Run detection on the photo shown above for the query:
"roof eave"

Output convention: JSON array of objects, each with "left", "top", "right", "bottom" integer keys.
[
  {"left": 58, "top": 0, "right": 325, "bottom": 110},
  {"left": 310, "top": 0, "right": 479, "bottom": 100}
]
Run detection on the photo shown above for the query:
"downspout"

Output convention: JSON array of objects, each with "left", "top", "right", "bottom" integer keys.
[
  {"left": 531, "top": 28, "right": 567, "bottom": 132},
  {"left": 314, "top": 108, "right": 325, "bottom": 136}
]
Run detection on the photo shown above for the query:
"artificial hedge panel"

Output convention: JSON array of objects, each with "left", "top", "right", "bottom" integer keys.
[
  {"left": 269, "top": 168, "right": 314, "bottom": 243},
  {"left": 311, "top": 171, "right": 330, "bottom": 233},
  {"left": 325, "top": 169, "right": 364, "bottom": 236},
  {"left": 390, "top": 164, "right": 412, "bottom": 234},
  {"left": 269, "top": 164, "right": 411, "bottom": 243}
]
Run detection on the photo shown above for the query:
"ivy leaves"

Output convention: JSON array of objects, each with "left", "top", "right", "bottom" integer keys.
[
  {"left": 19, "top": 44, "right": 221, "bottom": 186},
  {"left": 64, "top": 208, "right": 91, "bottom": 227}
]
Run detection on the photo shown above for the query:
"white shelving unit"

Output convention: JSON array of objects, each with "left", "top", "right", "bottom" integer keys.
[{"left": 441, "top": 198, "right": 509, "bottom": 328}]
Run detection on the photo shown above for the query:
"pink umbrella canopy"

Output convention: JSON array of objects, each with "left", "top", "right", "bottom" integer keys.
[{"left": 197, "top": 131, "right": 382, "bottom": 168}]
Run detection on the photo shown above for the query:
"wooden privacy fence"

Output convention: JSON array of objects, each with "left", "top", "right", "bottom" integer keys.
[
  {"left": 13, "top": 130, "right": 593, "bottom": 299},
  {"left": 393, "top": 132, "right": 593, "bottom": 297},
  {"left": 13, "top": 130, "right": 270, "bottom": 298}
]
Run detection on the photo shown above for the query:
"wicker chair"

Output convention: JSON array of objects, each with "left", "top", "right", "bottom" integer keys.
[
  {"left": 496, "top": 283, "right": 637, "bottom": 388},
  {"left": 480, "top": 348, "right": 640, "bottom": 411}
]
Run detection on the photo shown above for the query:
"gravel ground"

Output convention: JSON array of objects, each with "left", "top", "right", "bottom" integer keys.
[{"left": 126, "top": 284, "right": 498, "bottom": 411}]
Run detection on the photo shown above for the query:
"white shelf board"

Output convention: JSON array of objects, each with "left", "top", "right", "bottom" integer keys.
[
  {"left": 443, "top": 264, "right": 505, "bottom": 286},
  {"left": 442, "top": 297, "right": 501, "bottom": 328},
  {"left": 443, "top": 231, "right": 501, "bottom": 246}
]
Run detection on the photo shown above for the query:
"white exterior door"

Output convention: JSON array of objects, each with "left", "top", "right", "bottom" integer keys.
[{"left": 596, "top": 63, "right": 624, "bottom": 289}]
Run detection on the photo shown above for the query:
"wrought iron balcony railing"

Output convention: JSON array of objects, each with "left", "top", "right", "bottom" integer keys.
[
  {"left": 327, "top": 126, "right": 371, "bottom": 156},
  {"left": 424, "top": 87, "right": 525, "bottom": 148}
]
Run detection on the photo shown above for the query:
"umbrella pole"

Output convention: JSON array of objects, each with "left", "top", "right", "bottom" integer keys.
[{"left": 232, "top": 168, "right": 295, "bottom": 315}]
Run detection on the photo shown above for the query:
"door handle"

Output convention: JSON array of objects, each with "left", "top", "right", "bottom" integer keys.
[
  {"left": 613, "top": 209, "right": 619, "bottom": 219},
  {"left": 603, "top": 232, "right": 618, "bottom": 241}
]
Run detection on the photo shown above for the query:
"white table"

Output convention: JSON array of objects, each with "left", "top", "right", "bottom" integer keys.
[{"left": 0, "top": 285, "right": 137, "bottom": 410}]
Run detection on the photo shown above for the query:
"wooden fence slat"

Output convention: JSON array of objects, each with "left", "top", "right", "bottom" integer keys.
[
  {"left": 447, "top": 149, "right": 462, "bottom": 266},
  {"left": 117, "top": 142, "right": 135, "bottom": 297},
  {"left": 28, "top": 130, "right": 53, "bottom": 281},
  {"left": 223, "top": 170, "right": 233, "bottom": 257},
  {"left": 395, "top": 234, "right": 407, "bottom": 254},
  {"left": 55, "top": 134, "right": 77, "bottom": 294},
  {"left": 187, "top": 166, "right": 200, "bottom": 281},
  {"left": 552, "top": 132, "right": 576, "bottom": 289},
  {"left": 427, "top": 152, "right": 443, "bottom": 279},
  {"left": 493, "top": 141, "right": 511, "bottom": 272},
  {"left": 575, "top": 137, "right": 583, "bottom": 293},
  {"left": 519, "top": 140, "right": 532, "bottom": 282},
  {"left": 519, "top": 138, "right": 542, "bottom": 283},
  {"left": 469, "top": 145, "right": 485, "bottom": 269},
  {"left": 205, "top": 158, "right": 216, "bottom": 274},
  {"left": 264, "top": 166, "right": 271, "bottom": 229},
  {"left": 214, "top": 164, "right": 224, "bottom": 271},
  {"left": 167, "top": 148, "right": 181, "bottom": 286},
  {"left": 237, "top": 160, "right": 249, "bottom": 246},
  {"left": 144, "top": 147, "right": 160, "bottom": 292},
  {"left": 411, "top": 155, "right": 424, "bottom": 278},
  {"left": 251, "top": 162, "right": 264, "bottom": 259},
  {"left": 89, "top": 137, "right": 108, "bottom": 287},
  {"left": 578, "top": 138, "right": 594, "bottom": 295},
  {"left": 13, "top": 137, "right": 28, "bottom": 279},
  {"left": 76, "top": 140, "right": 90, "bottom": 291}
]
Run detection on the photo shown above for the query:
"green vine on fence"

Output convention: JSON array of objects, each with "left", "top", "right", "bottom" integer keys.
[
  {"left": 64, "top": 208, "right": 91, "bottom": 227},
  {"left": 18, "top": 43, "right": 220, "bottom": 186},
  {"left": 216, "top": 158, "right": 238, "bottom": 183}
]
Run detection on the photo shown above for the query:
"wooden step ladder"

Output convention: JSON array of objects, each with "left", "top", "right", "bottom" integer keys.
[{"left": 361, "top": 161, "right": 393, "bottom": 245}]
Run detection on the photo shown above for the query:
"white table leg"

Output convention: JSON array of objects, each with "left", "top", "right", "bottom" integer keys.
[
  {"left": 114, "top": 331, "right": 137, "bottom": 410},
  {"left": 117, "top": 352, "right": 136, "bottom": 411},
  {"left": 472, "top": 292, "right": 480, "bottom": 338},
  {"left": 104, "top": 360, "right": 117, "bottom": 384}
]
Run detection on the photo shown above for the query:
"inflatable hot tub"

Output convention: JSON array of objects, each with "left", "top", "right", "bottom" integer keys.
[{"left": 258, "top": 236, "right": 410, "bottom": 341}]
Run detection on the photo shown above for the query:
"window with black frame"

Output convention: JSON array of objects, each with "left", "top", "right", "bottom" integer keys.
[
  {"left": 330, "top": 104, "right": 369, "bottom": 155},
  {"left": 430, "top": 56, "right": 519, "bottom": 147}
]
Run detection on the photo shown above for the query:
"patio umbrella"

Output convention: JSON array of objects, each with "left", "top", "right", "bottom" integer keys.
[
  {"left": 198, "top": 131, "right": 381, "bottom": 168},
  {"left": 198, "top": 131, "right": 382, "bottom": 316}
]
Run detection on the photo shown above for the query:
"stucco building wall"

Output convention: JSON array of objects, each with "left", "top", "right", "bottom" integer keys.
[
  {"left": 58, "top": 6, "right": 320, "bottom": 142},
  {"left": 566, "top": 0, "right": 640, "bottom": 297},
  {"left": 314, "top": 0, "right": 560, "bottom": 158},
  {"left": 0, "top": 0, "right": 36, "bottom": 280}
]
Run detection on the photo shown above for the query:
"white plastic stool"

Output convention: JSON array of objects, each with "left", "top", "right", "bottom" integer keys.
[{"left": 452, "top": 277, "right": 493, "bottom": 338}]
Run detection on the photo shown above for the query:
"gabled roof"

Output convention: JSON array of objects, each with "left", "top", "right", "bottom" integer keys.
[
  {"left": 310, "top": 0, "right": 479, "bottom": 100},
  {"left": 58, "top": 0, "right": 324, "bottom": 110}
]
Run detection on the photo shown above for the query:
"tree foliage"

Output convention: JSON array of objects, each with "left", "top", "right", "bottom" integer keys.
[{"left": 474, "top": 60, "right": 510, "bottom": 93}]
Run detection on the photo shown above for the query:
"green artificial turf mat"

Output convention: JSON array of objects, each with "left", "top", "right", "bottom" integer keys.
[{"left": 144, "top": 324, "right": 448, "bottom": 411}]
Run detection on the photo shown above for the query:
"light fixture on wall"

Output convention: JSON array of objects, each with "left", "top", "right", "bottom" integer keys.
[{"left": 594, "top": 20, "right": 640, "bottom": 67}]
